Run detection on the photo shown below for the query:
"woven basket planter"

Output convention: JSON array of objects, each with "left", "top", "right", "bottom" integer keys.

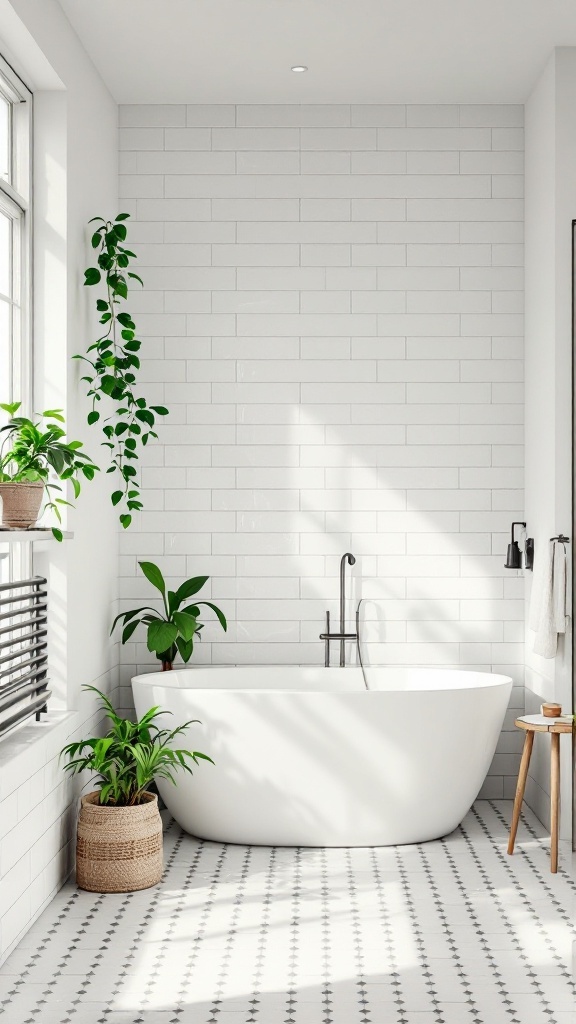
[
  {"left": 0, "top": 481, "right": 44, "bottom": 529},
  {"left": 76, "top": 791, "right": 163, "bottom": 893}
]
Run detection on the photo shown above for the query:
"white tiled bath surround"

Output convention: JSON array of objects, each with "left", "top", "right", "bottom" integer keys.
[{"left": 118, "top": 104, "right": 525, "bottom": 796}]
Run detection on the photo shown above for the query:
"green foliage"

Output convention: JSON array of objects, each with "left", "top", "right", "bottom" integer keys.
[
  {"left": 76, "top": 213, "right": 169, "bottom": 529},
  {"left": 0, "top": 403, "right": 98, "bottom": 539},
  {"left": 60, "top": 686, "right": 213, "bottom": 806},
  {"left": 111, "top": 561, "right": 227, "bottom": 667}
]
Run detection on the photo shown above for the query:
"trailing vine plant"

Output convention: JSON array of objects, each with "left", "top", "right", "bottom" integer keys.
[{"left": 75, "top": 213, "right": 168, "bottom": 529}]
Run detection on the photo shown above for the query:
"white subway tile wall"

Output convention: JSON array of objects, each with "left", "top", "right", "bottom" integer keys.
[{"left": 119, "top": 104, "right": 524, "bottom": 795}]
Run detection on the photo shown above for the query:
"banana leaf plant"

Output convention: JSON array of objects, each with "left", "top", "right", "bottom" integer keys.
[{"left": 111, "top": 561, "right": 227, "bottom": 670}]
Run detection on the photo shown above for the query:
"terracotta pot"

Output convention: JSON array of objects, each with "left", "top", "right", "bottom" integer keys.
[
  {"left": 76, "top": 791, "right": 163, "bottom": 893},
  {"left": 0, "top": 481, "right": 44, "bottom": 529}
]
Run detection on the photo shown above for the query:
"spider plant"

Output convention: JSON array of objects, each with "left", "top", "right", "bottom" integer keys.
[
  {"left": 60, "top": 685, "right": 213, "bottom": 806},
  {"left": 111, "top": 561, "right": 227, "bottom": 670}
]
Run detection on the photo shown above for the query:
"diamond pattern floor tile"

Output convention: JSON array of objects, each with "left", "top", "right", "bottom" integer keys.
[{"left": 0, "top": 802, "right": 574, "bottom": 1024}]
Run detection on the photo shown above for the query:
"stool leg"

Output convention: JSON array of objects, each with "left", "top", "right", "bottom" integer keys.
[
  {"left": 550, "top": 732, "right": 560, "bottom": 873},
  {"left": 507, "top": 730, "right": 534, "bottom": 855}
]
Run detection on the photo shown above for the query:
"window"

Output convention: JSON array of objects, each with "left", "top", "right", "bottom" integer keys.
[{"left": 0, "top": 55, "right": 32, "bottom": 584}]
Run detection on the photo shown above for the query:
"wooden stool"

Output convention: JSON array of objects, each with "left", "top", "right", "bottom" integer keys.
[{"left": 507, "top": 714, "right": 573, "bottom": 873}]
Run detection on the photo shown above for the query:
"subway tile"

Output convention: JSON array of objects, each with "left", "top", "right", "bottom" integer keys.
[
  {"left": 300, "top": 127, "right": 377, "bottom": 150},
  {"left": 407, "top": 198, "right": 523, "bottom": 220},
  {"left": 212, "top": 291, "right": 300, "bottom": 314},
  {"left": 301, "top": 243, "right": 351, "bottom": 266},
  {"left": 138, "top": 151, "right": 235, "bottom": 174},
  {"left": 407, "top": 244, "right": 491, "bottom": 266},
  {"left": 378, "top": 314, "right": 460, "bottom": 336},
  {"left": 301, "top": 292, "right": 352, "bottom": 313},
  {"left": 492, "top": 127, "right": 524, "bottom": 150},
  {"left": 236, "top": 150, "right": 301, "bottom": 174},
  {"left": 119, "top": 104, "right": 186, "bottom": 126},
  {"left": 301, "top": 151, "right": 352, "bottom": 174},
  {"left": 237, "top": 267, "right": 326, "bottom": 290},
  {"left": 378, "top": 222, "right": 460, "bottom": 243},
  {"left": 186, "top": 104, "right": 236, "bottom": 126},
  {"left": 461, "top": 221, "right": 524, "bottom": 243},
  {"left": 212, "top": 127, "right": 300, "bottom": 150},
  {"left": 237, "top": 105, "right": 351, "bottom": 127},
  {"left": 406, "top": 291, "right": 491, "bottom": 314},
  {"left": 119, "top": 174, "right": 164, "bottom": 198},
  {"left": 377, "top": 127, "right": 491, "bottom": 150},
  {"left": 351, "top": 245, "right": 406, "bottom": 266},
  {"left": 459, "top": 104, "right": 524, "bottom": 126},
  {"left": 212, "top": 198, "right": 299, "bottom": 220},
  {"left": 351, "top": 198, "right": 406, "bottom": 220},
  {"left": 351, "top": 105, "right": 406, "bottom": 126},
  {"left": 407, "top": 105, "right": 459, "bottom": 127},
  {"left": 351, "top": 151, "right": 407, "bottom": 174},
  {"left": 406, "top": 152, "right": 459, "bottom": 174},
  {"left": 237, "top": 313, "right": 378, "bottom": 336},
  {"left": 406, "top": 338, "right": 491, "bottom": 359},
  {"left": 460, "top": 151, "right": 524, "bottom": 174},
  {"left": 119, "top": 127, "right": 164, "bottom": 150},
  {"left": 212, "top": 244, "right": 299, "bottom": 266}
]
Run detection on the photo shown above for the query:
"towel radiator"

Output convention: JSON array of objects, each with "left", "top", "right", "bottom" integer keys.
[{"left": 0, "top": 576, "right": 49, "bottom": 739}]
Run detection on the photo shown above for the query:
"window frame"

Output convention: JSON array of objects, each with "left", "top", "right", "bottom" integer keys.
[{"left": 0, "top": 54, "right": 33, "bottom": 583}]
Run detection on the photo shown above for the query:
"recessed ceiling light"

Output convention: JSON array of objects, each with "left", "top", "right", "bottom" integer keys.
[{"left": 291, "top": 65, "right": 308, "bottom": 73}]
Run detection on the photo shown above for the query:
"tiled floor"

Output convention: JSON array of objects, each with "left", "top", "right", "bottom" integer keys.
[{"left": 0, "top": 801, "right": 574, "bottom": 1024}]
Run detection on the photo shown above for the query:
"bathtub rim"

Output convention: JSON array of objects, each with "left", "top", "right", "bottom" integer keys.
[{"left": 131, "top": 664, "right": 513, "bottom": 694}]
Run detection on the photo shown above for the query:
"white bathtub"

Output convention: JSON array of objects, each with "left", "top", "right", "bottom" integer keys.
[{"left": 132, "top": 665, "right": 512, "bottom": 847}]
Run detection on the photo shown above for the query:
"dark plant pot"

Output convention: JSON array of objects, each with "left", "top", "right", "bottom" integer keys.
[{"left": 0, "top": 481, "right": 44, "bottom": 529}]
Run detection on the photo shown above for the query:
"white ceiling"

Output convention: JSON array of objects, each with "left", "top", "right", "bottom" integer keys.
[{"left": 58, "top": 0, "right": 576, "bottom": 104}]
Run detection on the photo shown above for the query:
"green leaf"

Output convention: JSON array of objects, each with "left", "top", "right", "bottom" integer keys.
[
  {"left": 111, "top": 490, "right": 123, "bottom": 506},
  {"left": 120, "top": 513, "right": 132, "bottom": 529},
  {"left": 138, "top": 561, "right": 166, "bottom": 596},
  {"left": 96, "top": 299, "right": 109, "bottom": 312},
  {"left": 176, "top": 636, "right": 193, "bottom": 663},
  {"left": 174, "top": 576, "right": 209, "bottom": 607},
  {"left": 84, "top": 267, "right": 101, "bottom": 286},
  {"left": 91, "top": 232, "right": 103, "bottom": 248},
  {"left": 173, "top": 611, "right": 197, "bottom": 642},
  {"left": 121, "top": 619, "right": 140, "bottom": 643},
  {"left": 114, "top": 223, "right": 127, "bottom": 241},
  {"left": 147, "top": 619, "right": 178, "bottom": 655},
  {"left": 0, "top": 401, "right": 21, "bottom": 416},
  {"left": 115, "top": 213, "right": 130, "bottom": 221},
  {"left": 87, "top": 410, "right": 100, "bottom": 425},
  {"left": 128, "top": 272, "right": 144, "bottom": 286},
  {"left": 52, "top": 527, "right": 63, "bottom": 542},
  {"left": 150, "top": 405, "right": 169, "bottom": 416},
  {"left": 196, "top": 601, "right": 228, "bottom": 632}
]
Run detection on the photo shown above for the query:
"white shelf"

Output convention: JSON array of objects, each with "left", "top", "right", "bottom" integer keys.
[{"left": 0, "top": 529, "right": 73, "bottom": 542}]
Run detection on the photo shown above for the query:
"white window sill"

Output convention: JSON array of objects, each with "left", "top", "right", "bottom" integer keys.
[{"left": 0, "top": 529, "right": 74, "bottom": 542}]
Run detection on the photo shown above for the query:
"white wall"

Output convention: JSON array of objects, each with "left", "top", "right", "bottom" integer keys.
[
  {"left": 524, "top": 48, "right": 575, "bottom": 835},
  {"left": 0, "top": 0, "right": 118, "bottom": 961},
  {"left": 118, "top": 103, "right": 525, "bottom": 799}
]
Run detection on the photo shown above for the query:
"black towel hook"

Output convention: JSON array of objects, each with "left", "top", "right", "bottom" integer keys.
[{"left": 550, "top": 534, "right": 570, "bottom": 544}]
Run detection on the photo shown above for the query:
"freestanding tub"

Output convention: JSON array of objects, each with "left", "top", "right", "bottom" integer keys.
[{"left": 132, "top": 665, "right": 512, "bottom": 847}]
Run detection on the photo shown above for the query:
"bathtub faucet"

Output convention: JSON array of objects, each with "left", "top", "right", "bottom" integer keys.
[{"left": 319, "top": 552, "right": 358, "bottom": 667}]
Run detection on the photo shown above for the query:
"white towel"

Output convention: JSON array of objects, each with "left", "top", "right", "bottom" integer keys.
[{"left": 531, "top": 540, "right": 567, "bottom": 658}]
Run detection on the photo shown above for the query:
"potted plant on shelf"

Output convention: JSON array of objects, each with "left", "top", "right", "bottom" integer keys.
[
  {"left": 61, "top": 685, "right": 213, "bottom": 893},
  {"left": 0, "top": 402, "right": 98, "bottom": 539},
  {"left": 111, "top": 561, "right": 227, "bottom": 670}
]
